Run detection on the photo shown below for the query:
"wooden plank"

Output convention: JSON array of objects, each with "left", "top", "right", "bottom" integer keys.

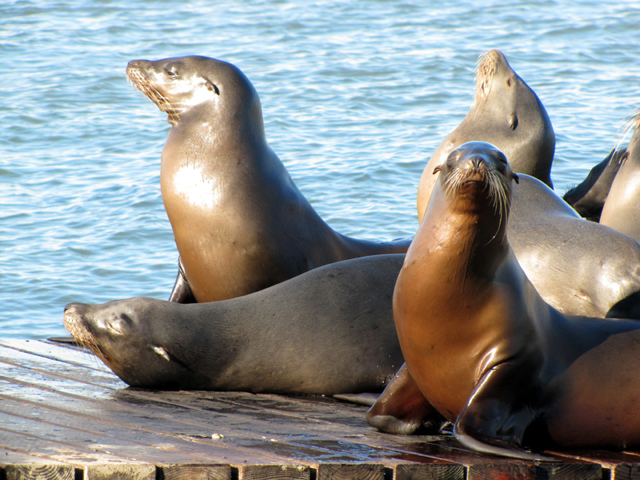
[
  {"left": 238, "top": 464, "right": 310, "bottom": 480},
  {"left": 2, "top": 464, "right": 76, "bottom": 480},
  {"left": 613, "top": 465, "right": 640, "bottom": 480},
  {"left": 0, "top": 340, "right": 117, "bottom": 379},
  {"left": 467, "top": 462, "right": 602, "bottom": 480},
  {"left": 0, "top": 366, "right": 455, "bottom": 467},
  {"left": 394, "top": 463, "right": 465, "bottom": 480},
  {"left": 0, "top": 339, "right": 627, "bottom": 479},
  {"left": 0, "top": 392, "right": 309, "bottom": 466},
  {"left": 316, "top": 463, "right": 385, "bottom": 480},
  {"left": 548, "top": 450, "right": 640, "bottom": 480},
  {"left": 0, "top": 448, "right": 77, "bottom": 480},
  {"left": 159, "top": 464, "right": 232, "bottom": 480}
]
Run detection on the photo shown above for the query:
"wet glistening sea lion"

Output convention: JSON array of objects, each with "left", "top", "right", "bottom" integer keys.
[
  {"left": 367, "top": 142, "right": 640, "bottom": 459},
  {"left": 126, "top": 55, "right": 410, "bottom": 304},
  {"left": 64, "top": 255, "right": 404, "bottom": 394}
]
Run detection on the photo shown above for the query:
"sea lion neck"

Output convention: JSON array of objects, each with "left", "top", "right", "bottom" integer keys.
[
  {"left": 163, "top": 105, "right": 269, "bottom": 172},
  {"left": 422, "top": 190, "right": 509, "bottom": 275}
]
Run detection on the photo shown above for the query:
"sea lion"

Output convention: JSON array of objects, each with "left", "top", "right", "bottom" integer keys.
[
  {"left": 368, "top": 142, "right": 640, "bottom": 459},
  {"left": 416, "top": 49, "right": 555, "bottom": 220},
  {"left": 64, "top": 255, "right": 404, "bottom": 394},
  {"left": 126, "top": 55, "right": 409, "bottom": 304},
  {"left": 563, "top": 148, "right": 625, "bottom": 221},
  {"left": 508, "top": 174, "right": 640, "bottom": 319},
  {"left": 600, "top": 110, "right": 640, "bottom": 241}
]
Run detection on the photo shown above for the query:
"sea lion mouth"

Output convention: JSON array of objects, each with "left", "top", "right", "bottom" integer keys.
[
  {"left": 63, "top": 308, "right": 111, "bottom": 363},
  {"left": 443, "top": 159, "right": 512, "bottom": 221}
]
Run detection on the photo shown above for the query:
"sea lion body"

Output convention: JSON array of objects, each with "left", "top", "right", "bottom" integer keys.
[
  {"left": 601, "top": 113, "right": 640, "bottom": 242},
  {"left": 509, "top": 174, "right": 640, "bottom": 319},
  {"left": 369, "top": 142, "right": 640, "bottom": 458},
  {"left": 126, "top": 56, "right": 408, "bottom": 303},
  {"left": 416, "top": 49, "right": 555, "bottom": 219},
  {"left": 64, "top": 255, "right": 404, "bottom": 394}
]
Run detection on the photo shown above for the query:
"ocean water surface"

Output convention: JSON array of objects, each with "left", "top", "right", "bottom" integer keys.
[{"left": 2, "top": 0, "right": 640, "bottom": 338}]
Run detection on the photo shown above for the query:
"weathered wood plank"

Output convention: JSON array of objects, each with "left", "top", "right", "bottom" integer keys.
[
  {"left": 467, "top": 462, "right": 602, "bottom": 480},
  {"left": 0, "top": 361, "right": 460, "bottom": 467},
  {"left": 238, "top": 464, "right": 310, "bottom": 480},
  {"left": 159, "top": 464, "right": 232, "bottom": 480},
  {"left": 2, "top": 464, "right": 76, "bottom": 480},
  {"left": 394, "top": 463, "right": 466, "bottom": 480},
  {"left": 548, "top": 450, "right": 640, "bottom": 480},
  {"left": 316, "top": 463, "right": 384, "bottom": 480},
  {"left": 0, "top": 340, "right": 631, "bottom": 480}
]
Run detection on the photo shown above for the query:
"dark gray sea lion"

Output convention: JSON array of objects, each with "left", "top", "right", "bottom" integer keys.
[
  {"left": 600, "top": 111, "right": 640, "bottom": 242},
  {"left": 416, "top": 49, "right": 555, "bottom": 218},
  {"left": 64, "top": 255, "right": 404, "bottom": 394},
  {"left": 563, "top": 148, "right": 625, "bottom": 221},
  {"left": 126, "top": 55, "right": 409, "bottom": 304},
  {"left": 368, "top": 142, "right": 640, "bottom": 459}
]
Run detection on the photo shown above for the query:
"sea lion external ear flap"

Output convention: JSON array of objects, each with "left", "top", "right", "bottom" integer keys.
[
  {"left": 433, "top": 165, "right": 443, "bottom": 175},
  {"left": 512, "top": 173, "right": 520, "bottom": 184}
]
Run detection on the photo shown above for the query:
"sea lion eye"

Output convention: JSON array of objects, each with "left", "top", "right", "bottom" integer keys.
[
  {"left": 165, "top": 67, "right": 179, "bottom": 78},
  {"left": 206, "top": 82, "right": 220, "bottom": 95}
]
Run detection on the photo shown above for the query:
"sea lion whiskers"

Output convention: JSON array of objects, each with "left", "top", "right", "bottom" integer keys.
[
  {"left": 63, "top": 309, "right": 110, "bottom": 365},
  {"left": 127, "top": 69, "right": 182, "bottom": 118},
  {"left": 612, "top": 108, "right": 640, "bottom": 158}
]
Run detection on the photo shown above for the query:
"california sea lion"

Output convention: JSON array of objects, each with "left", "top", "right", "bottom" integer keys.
[
  {"left": 413, "top": 69, "right": 640, "bottom": 318},
  {"left": 126, "top": 56, "right": 409, "bottom": 304},
  {"left": 416, "top": 49, "right": 555, "bottom": 219},
  {"left": 600, "top": 110, "right": 640, "bottom": 241},
  {"left": 368, "top": 142, "right": 640, "bottom": 459},
  {"left": 508, "top": 174, "right": 640, "bottom": 319},
  {"left": 64, "top": 255, "right": 404, "bottom": 394},
  {"left": 563, "top": 148, "right": 625, "bottom": 221}
]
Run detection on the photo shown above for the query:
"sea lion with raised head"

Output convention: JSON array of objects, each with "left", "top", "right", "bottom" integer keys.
[
  {"left": 600, "top": 110, "right": 640, "bottom": 241},
  {"left": 126, "top": 55, "right": 409, "bottom": 304},
  {"left": 416, "top": 49, "right": 555, "bottom": 219},
  {"left": 64, "top": 254, "right": 404, "bottom": 394},
  {"left": 563, "top": 148, "right": 625, "bottom": 221},
  {"left": 412, "top": 59, "right": 640, "bottom": 318},
  {"left": 367, "top": 142, "right": 640, "bottom": 459}
]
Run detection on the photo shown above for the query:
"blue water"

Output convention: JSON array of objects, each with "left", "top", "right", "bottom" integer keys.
[{"left": 2, "top": 0, "right": 640, "bottom": 338}]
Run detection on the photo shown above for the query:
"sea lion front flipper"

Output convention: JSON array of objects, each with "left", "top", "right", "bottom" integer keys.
[
  {"left": 366, "top": 363, "right": 445, "bottom": 435},
  {"left": 453, "top": 363, "right": 555, "bottom": 462},
  {"left": 168, "top": 257, "right": 197, "bottom": 304}
]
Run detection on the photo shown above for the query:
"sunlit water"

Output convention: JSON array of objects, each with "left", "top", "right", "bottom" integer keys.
[{"left": 2, "top": 0, "right": 640, "bottom": 338}]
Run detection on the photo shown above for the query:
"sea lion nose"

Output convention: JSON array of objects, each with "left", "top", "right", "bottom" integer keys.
[
  {"left": 469, "top": 156, "right": 486, "bottom": 172},
  {"left": 64, "top": 302, "right": 88, "bottom": 317}
]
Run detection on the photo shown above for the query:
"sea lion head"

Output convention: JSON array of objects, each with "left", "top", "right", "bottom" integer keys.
[
  {"left": 64, "top": 298, "right": 205, "bottom": 389},
  {"left": 126, "top": 55, "right": 263, "bottom": 131},
  {"left": 433, "top": 141, "right": 519, "bottom": 220}
]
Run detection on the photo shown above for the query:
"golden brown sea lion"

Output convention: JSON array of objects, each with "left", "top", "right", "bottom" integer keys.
[
  {"left": 368, "top": 142, "right": 640, "bottom": 460},
  {"left": 126, "top": 55, "right": 409, "bottom": 303}
]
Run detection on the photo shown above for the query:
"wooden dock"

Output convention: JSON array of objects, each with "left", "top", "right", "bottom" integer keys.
[{"left": 1, "top": 339, "right": 639, "bottom": 480}]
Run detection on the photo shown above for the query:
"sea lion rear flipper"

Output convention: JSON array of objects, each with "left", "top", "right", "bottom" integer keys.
[
  {"left": 454, "top": 363, "right": 555, "bottom": 462},
  {"left": 168, "top": 257, "right": 197, "bottom": 304},
  {"left": 366, "top": 363, "right": 445, "bottom": 435}
]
